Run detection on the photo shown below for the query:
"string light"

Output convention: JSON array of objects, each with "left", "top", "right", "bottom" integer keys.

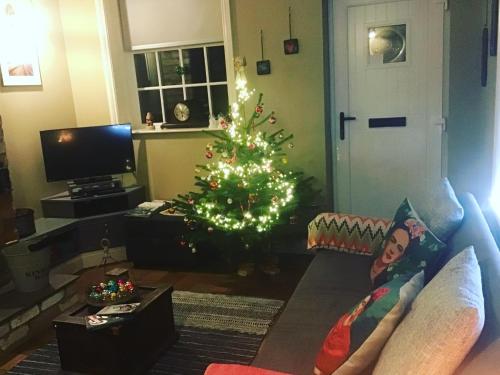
[{"left": 180, "top": 68, "right": 297, "bottom": 235}]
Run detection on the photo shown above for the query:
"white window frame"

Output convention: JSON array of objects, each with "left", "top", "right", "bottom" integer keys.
[{"left": 134, "top": 42, "right": 228, "bottom": 125}]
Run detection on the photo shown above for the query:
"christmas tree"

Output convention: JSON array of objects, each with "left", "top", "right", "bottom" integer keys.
[{"left": 175, "top": 59, "right": 312, "bottom": 256}]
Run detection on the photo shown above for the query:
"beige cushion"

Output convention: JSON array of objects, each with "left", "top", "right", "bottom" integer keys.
[{"left": 373, "top": 246, "right": 484, "bottom": 375}]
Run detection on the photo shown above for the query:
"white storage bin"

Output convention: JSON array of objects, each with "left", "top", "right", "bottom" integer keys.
[{"left": 2, "top": 241, "right": 50, "bottom": 292}]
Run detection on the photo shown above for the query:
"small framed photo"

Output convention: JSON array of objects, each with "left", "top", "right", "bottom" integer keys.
[
  {"left": 0, "top": 57, "right": 41, "bottom": 86},
  {"left": 256, "top": 60, "right": 271, "bottom": 75},
  {"left": 0, "top": 0, "right": 42, "bottom": 86},
  {"left": 284, "top": 39, "right": 299, "bottom": 55}
]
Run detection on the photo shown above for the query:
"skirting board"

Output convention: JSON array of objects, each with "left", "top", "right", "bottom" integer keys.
[{"left": 50, "top": 246, "right": 127, "bottom": 276}]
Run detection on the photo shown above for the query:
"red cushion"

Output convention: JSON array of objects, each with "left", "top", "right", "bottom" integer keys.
[{"left": 204, "top": 364, "right": 291, "bottom": 375}]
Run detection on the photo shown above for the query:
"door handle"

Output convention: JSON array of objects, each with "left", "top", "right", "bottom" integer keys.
[{"left": 340, "top": 112, "right": 356, "bottom": 140}]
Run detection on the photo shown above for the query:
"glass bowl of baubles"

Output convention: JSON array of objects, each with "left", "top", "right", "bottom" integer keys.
[{"left": 87, "top": 279, "right": 137, "bottom": 307}]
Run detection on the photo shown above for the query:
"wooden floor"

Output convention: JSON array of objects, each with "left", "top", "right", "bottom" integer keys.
[{"left": 0, "top": 253, "right": 312, "bottom": 374}]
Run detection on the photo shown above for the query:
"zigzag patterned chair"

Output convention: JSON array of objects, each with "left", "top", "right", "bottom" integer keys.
[{"left": 307, "top": 212, "right": 393, "bottom": 256}]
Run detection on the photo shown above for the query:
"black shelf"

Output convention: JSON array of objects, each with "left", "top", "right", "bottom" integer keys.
[
  {"left": 34, "top": 186, "right": 147, "bottom": 260},
  {"left": 125, "top": 213, "right": 227, "bottom": 270},
  {"left": 41, "top": 186, "right": 145, "bottom": 218}
]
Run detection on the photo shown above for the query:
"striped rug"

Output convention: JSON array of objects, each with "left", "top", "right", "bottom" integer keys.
[
  {"left": 7, "top": 291, "right": 284, "bottom": 375},
  {"left": 172, "top": 291, "right": 284, "bottom": 335}
]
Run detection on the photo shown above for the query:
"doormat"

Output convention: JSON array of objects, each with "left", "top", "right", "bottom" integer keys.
[{"left": 7, "top": 291, "right": 284, "bottom": 375}]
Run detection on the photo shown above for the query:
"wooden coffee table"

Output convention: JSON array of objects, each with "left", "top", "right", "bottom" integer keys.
[{"left": 53, "top": 284, "right": 177, "bottom": 375}]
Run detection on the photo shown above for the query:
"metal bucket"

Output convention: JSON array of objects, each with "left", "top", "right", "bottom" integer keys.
[{"left": 2, "top": 241, "right": 50, "bottom": 292}]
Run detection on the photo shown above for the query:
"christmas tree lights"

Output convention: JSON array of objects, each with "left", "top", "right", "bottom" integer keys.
[{"left": 175, "top": 58, "right": 304, "bottom": 252}]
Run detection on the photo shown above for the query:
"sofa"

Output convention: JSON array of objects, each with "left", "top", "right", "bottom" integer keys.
[{"left": 235, "top": 193, "right": 500, "bottom": 374}]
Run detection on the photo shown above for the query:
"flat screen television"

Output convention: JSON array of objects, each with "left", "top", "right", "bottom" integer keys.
[{"left": 40, "top": 124, "right": 135, "bottom": 182}]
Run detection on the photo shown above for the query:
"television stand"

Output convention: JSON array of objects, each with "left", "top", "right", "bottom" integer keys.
[
  {"left": 72, "top": 175, "right": 113, "bottom": 185},
  {"left": 41, "top": 185, "right": 145, "bottom": 218},
  {"left": 67, "top": 176, "right": 123, "bottom": 199}
]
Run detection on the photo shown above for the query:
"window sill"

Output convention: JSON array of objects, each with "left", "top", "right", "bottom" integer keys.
[{"left": 132, "top": 127, "right": 223, "bottom": 136}]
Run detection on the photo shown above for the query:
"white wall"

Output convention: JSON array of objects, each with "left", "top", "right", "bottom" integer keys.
[
  {"left": 58, "top": 0, "right": 113, "bottom": 126},
  {"left": 0, "top": 0, "right": 76, "bottom": 216}
]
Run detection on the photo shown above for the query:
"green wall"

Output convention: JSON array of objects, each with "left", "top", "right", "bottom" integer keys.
[
  {"left": 138, "top": 0, "right": 327, "bottom": 203},
  {"left": 230, "top": 0, "right": 326, "bottom": 201},
  {"left": 447, "top": 0, "right": 497, "bottom": 205}
]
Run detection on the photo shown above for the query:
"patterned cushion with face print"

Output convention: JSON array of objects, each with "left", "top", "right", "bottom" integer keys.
[
  {"left": 370, "top": 199, "right": 447, "bottom": 288},
  {"left": 314, "top": 272, "right": 424, "bottom": 375}
]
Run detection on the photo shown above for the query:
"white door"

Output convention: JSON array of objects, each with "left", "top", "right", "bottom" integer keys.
[{"left": 333, "top": 0, "right": 445, "bottom": 218}]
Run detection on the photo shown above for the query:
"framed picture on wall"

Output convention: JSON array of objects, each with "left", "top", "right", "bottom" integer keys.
[{"left": 0, "top": 0, "right": 41, "bottom": 86}]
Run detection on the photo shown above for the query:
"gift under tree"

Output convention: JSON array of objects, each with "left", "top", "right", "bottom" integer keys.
[{"left": 175, "top": 59, "right": 314, "bottom": 269}]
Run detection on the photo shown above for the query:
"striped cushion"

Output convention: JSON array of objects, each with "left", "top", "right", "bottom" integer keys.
[{"left": 308, "top": 213, "right": 392, "bottom": 256}]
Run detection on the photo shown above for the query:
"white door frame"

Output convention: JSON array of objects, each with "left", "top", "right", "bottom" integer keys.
[{"left": 331, "top": 0, "right": 446, "bottom": 213}]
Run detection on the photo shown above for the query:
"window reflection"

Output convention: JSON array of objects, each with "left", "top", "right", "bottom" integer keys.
[
  {"left": 368, "top": 24, "right": 407, "bottom": 64},
  {"left": 134, "top": 53, "right": 159, "bottom": 87}
]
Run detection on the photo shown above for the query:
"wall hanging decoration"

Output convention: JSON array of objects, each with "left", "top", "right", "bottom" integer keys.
[
  {"left": 0, "top": 0, "right": 41, "bottom": 86},
  {"left": 482, "top": 0, "right": 489, "bottom": 87},
  {"left": 491, "top": 0, "right": 498, "bottom": 56},
  {"left": 257, "top": 30, "right": 271, "bottom": 75},
  {"left": 284, "top": 6, "right": 299, "bottom": 55}
]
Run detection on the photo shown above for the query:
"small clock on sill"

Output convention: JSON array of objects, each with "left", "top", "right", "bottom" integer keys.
[
  {"left": 173, "top": 102, "right": 190, "bottom": 122},
  {"left": 166, "top": 99, "right": 208, "bottom": 129}
]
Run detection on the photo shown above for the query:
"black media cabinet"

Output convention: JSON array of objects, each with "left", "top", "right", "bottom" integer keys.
[
  {"left": 37, "top": 186, "right": 146, "bottom": 261},
  {"left": 125, "top": 213, "right": 196, "bottom": 268},
  {"left": 125, "top": 213, "right": 228, "bottom": 270},
  {"left": 41, "top": 186, "right": 145, "bottom": 218}
]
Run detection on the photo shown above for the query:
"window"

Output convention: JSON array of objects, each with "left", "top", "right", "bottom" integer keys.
[
  {"left": 133, "top": 44, "right": 229, "bottom": 127},
  {"left": 368, "top": 24, "right": 407, "bottom": 65}
]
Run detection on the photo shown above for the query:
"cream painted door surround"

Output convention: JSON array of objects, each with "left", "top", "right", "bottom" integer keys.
[{"left": 333, "top": 0, "right": 445, "bottom": 218}]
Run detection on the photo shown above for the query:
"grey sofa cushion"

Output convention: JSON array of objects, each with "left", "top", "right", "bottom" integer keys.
[
  {"left": 293, "top": 251, "right": 373, "bottom": 293},
  {"left": 410, "top": 178, "right": 464, "bottom": 241},
  {"left": 252, "top": 251, "right": 372, "bottom": 375}
]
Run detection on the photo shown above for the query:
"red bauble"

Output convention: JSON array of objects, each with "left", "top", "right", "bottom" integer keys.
[
  {"left": 248, "top": 143, "right": 256, "bottom": 150},
  {"left": 269, "top": 116, "right": 277, "bottom": 124},
  {"left": 209, "top": 180, "right": 219, "bottom": 190},
  {"left": 205, "top": 151, "right": 213, "bottom": 159},
  {"left": 255, "top": 105, "right": 264, "bottom": 114}
]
